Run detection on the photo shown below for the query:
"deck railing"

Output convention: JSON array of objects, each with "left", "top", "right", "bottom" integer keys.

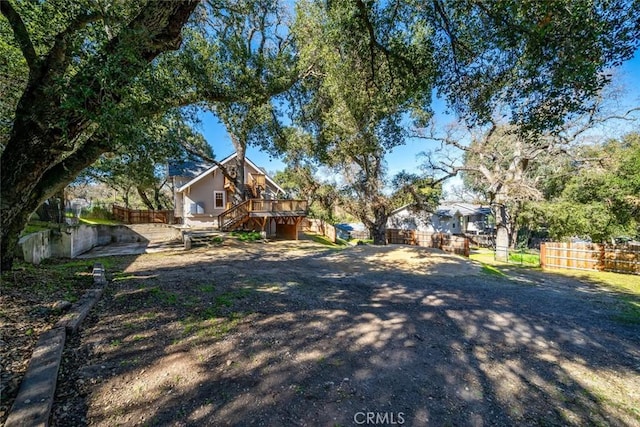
[
  {"left": 218, "top": 199, "right": 308, "bottom": 230},
  {"left": 249, "top": 199, "right": 308, "bottom": 213}
]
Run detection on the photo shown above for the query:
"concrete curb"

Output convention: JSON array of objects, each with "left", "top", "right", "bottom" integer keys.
[
  {"left": 55, "top": 288, "right": 104, "bottom": 335},
  {"left": 4, "top": 263, "right": 107, "bottom": 427}
]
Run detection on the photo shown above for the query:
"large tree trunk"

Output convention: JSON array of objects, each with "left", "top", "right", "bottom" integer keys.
[
  {"left": 137, "top": 187, "right": 155, "bottom": 210},
  {"left": 494, "top": 203, "right": 510, "bottom": 261},
  {"left": 1, "top": 138, "right": 110, "bottom": 270},
  {"left": 231, "top": 136, "right": 247, "bottom": 204},
  {"left": 1, "top": 1, "right": 198, "bottom": 270},
  {"left": 153, "top": 186, "right": 165, "bottom": 210},
  {"left": 369, "top": 205, "right": 388, "bottom": 245}
]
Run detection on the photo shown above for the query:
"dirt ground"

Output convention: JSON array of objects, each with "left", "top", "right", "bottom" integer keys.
[{"left": 15, "top": 236, "right": 640, "bottom": 426}]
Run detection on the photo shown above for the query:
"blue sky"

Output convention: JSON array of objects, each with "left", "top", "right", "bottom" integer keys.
[{"left": 197, "top": 53, "right": 640, "bottom": 179}]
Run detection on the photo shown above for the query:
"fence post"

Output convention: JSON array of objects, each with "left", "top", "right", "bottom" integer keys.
[{"left": 540, "top": 243, "right": 546, "bottom": 268}]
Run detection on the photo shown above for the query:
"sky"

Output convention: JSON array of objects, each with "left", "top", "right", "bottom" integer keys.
[{"left": 196, "top": 53, "right": 640, "bottom": 184}]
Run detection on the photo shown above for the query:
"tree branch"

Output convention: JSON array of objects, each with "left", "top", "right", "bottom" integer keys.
[
  {"left": 43, "top": 11, "right": 104, "bottom": 77},
  {"left": 33, "top": 136, "right": 112, "bottom": 202},
  {"left": 353, "top": 0, "right": 421, "bottom": 81},
  {"left": 1, "top": 0, "right": 38, "bottom": 71}
]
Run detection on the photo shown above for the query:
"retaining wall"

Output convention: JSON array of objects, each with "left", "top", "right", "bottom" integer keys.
[{"left": 18, "top": 224, "right": 181, "bottom": 264}]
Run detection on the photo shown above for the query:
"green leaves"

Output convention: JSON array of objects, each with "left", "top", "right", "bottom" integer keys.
[
  {"left": 430, "top": 0, "right": 640, "bottom": 131},
  {"left": 534, "top": 133, "right": 640, "bottom": 241}
]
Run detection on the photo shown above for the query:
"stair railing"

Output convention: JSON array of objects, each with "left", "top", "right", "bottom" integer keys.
[{"left": 217, "top": 199, "right": 251, "bottom": 230}]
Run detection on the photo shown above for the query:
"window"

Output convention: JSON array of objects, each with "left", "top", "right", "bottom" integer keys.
[
  {"left": 190, "top": 202, "right": 205, "bottom": 214},
  {"left": 214, "top": 191, "right": 225, "bottom": 209}
]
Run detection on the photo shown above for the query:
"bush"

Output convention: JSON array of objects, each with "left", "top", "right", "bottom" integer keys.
[{"left": 81, "top": 205, "right": 114, "bottom": 220}]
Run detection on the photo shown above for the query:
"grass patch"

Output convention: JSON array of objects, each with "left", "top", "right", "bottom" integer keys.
[
  {"left": 306, "top": 233, "right": 347, "bottom": 247},
  {"left": 2, "top": 257, "right": 125, "bottom": 300},
  {"left": 198, "top": 315, "right": 243, "bottom": 339},
  {"left": 20, "top": 222, "right": 52, "bottom": 236},
  {"left": 148, "top": 287, "right": 179, "bottom": 305},
  {"left": 471, "top": 248, "right": 540, "bottom": 267},
  {"left": 41, "top": 257, "right": 118, "bottom": 272},
  {"left": 198, "top": 283, "right": 216, "bottom": 293},
  {"left": 543, "top": 268, "right": 640, "bottom": 323},
  {"left": 615, "top": 298, "right": 640, "bottom": 324},
  {"left": 180, "top": 287, "right": 254, "bottom": 340},
  {"left": 472, "top": 248, "right": 640, "bottom": 323},
  {"left": 214, "top": 288, "right": 252, "bottom": 309},
  {"left": 231, "top": 230, "right": 262, "bottom": 242},
  {"left": 79, "top": 217, "right": 122, "bottom": 225},
  {"left": 113, "top": 273, "right": 138, "bottom": 282},
  {"left": 181, "top": 311, "right": 247, "bottom": 339},
  {"left": 480, "top": 264, "right": 507, "bottom": 277},
  {"left": 508, "top": 251, "right": 540, "bottom": 265},
  {"left": 469, "top": 249, "right": 500, "bottom": 265},
  {"left": 544, "top": 268, "right": 640, "bottom": 296}
]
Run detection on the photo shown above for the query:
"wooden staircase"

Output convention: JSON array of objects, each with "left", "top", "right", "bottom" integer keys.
[{"left": 218, "top": 199, "right": 251, "bottom": 231}]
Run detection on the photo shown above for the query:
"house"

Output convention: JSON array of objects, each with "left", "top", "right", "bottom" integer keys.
[
  {"left": 387, "top": 202, "right": 493, "bottom": 235},
  {"left": 169, "top": 153, "right": 308, "bottom": 238},
  {"left": 334, "top": 223, "right": 369, "bottom": 240}
]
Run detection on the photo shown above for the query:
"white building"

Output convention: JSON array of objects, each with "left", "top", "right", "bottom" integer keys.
[{"left": 388, "top": 202, "right": 493, "bottom": 235}]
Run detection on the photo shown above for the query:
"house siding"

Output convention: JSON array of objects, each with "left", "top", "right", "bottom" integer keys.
[
  {"left": 387, "top": 207, "right": 434, "bottom": 232},
  {"left": 388, "top": 204, "right": 492, "bottom": 235},
  {"left": 176, "top": 159, "right": 281, "bottom": 228},
  {"left": 181, "top": 169, "right": 224, "bottom": 226}
]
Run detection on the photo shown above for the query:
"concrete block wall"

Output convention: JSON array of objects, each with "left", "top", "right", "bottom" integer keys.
[
  {"left": 70, "top": 225, "right": 99, "bottom": 257},
  {"left": 18, "top": 230, "right": 51, "bottom": 264}
]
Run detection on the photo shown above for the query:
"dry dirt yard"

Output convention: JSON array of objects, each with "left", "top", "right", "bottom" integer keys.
[{"left": 49, "top": 237, "right": 639, "bottom": 426}]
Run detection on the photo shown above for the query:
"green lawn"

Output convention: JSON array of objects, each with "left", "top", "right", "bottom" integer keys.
[
  {"left": 79, "top": 217, "right": 122, "bottom": 225},
  {"left": 544, "top": 267, "right": 640, "bottom": 296},
  {"left": 470, "top": 247, "right": 640, "bottom": 323},
  {"left": 231, "top": 230, "right": 263, "bottom": 242},
  {"left": 20, "top": 223, "right": 52, "bottom": 236},
  {"left": 304, "top": 232, "right": 347, "bottom": 247},
  {"left": 471, "top": 248, "right": 640, "bottom": 296},
  {"left": 508, "top": 251, "right": 540, "bottom": 265}
]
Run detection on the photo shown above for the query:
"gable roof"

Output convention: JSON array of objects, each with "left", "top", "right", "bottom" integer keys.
[
  {"left": 389, "top": 203, "right": 416, "bottom": 216},
  {"left": 168, "top": 159, "right": 212, "bottom": 178},
  {"left": 175, "top": 152, "right": 285, "bottom": 194}
]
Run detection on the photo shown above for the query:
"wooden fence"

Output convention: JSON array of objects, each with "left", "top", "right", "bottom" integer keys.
[
  {"left": 467, "top": 234, "right": 494, "bottom": 248},
  {"left": 112, "top": 205, "right": 174, "bottom": 224},
  {"left": 387, "top": 229, "right": 470, "bottom": 257},
  {"left": 301, "top": 218, "right": 337, "bottom": 243},
  {"left": 540, "top": 242, "right": 640, "bottom": 275}
]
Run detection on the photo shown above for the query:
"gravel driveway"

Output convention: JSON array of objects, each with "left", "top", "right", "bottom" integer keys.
[{"left": 52, "top": 238, "right": 640, "bottom": 426}]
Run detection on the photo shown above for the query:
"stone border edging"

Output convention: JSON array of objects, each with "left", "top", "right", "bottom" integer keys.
[{"left": 4, "top": 263, "right": 107, "bottom": 427}]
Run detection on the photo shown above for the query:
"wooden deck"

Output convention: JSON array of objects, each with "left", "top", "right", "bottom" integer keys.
[{"left": 218, "top": 199, "right": 308, "bottom": 231}]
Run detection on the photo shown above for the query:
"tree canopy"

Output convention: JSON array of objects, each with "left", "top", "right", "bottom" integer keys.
[
  {"left": 1, "top": 0, "right": 639, "bottom": 268},
  {"left": 533, "top": 133, "right": 640, "bottom": 242}
]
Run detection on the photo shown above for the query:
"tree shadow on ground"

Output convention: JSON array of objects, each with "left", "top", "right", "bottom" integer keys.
[{"left": 52, "top": 242, "right": 640, "bottom": 426}]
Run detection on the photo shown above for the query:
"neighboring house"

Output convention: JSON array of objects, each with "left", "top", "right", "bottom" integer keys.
[
  {"left": 168, "top": 153, "right": 307, "bottom": 238},
  {"left": 334, "top": 223, "right": 369, "bottom": 240},
  {"left": 388, "top": 202, "right": 493, "bottom": 235}
]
